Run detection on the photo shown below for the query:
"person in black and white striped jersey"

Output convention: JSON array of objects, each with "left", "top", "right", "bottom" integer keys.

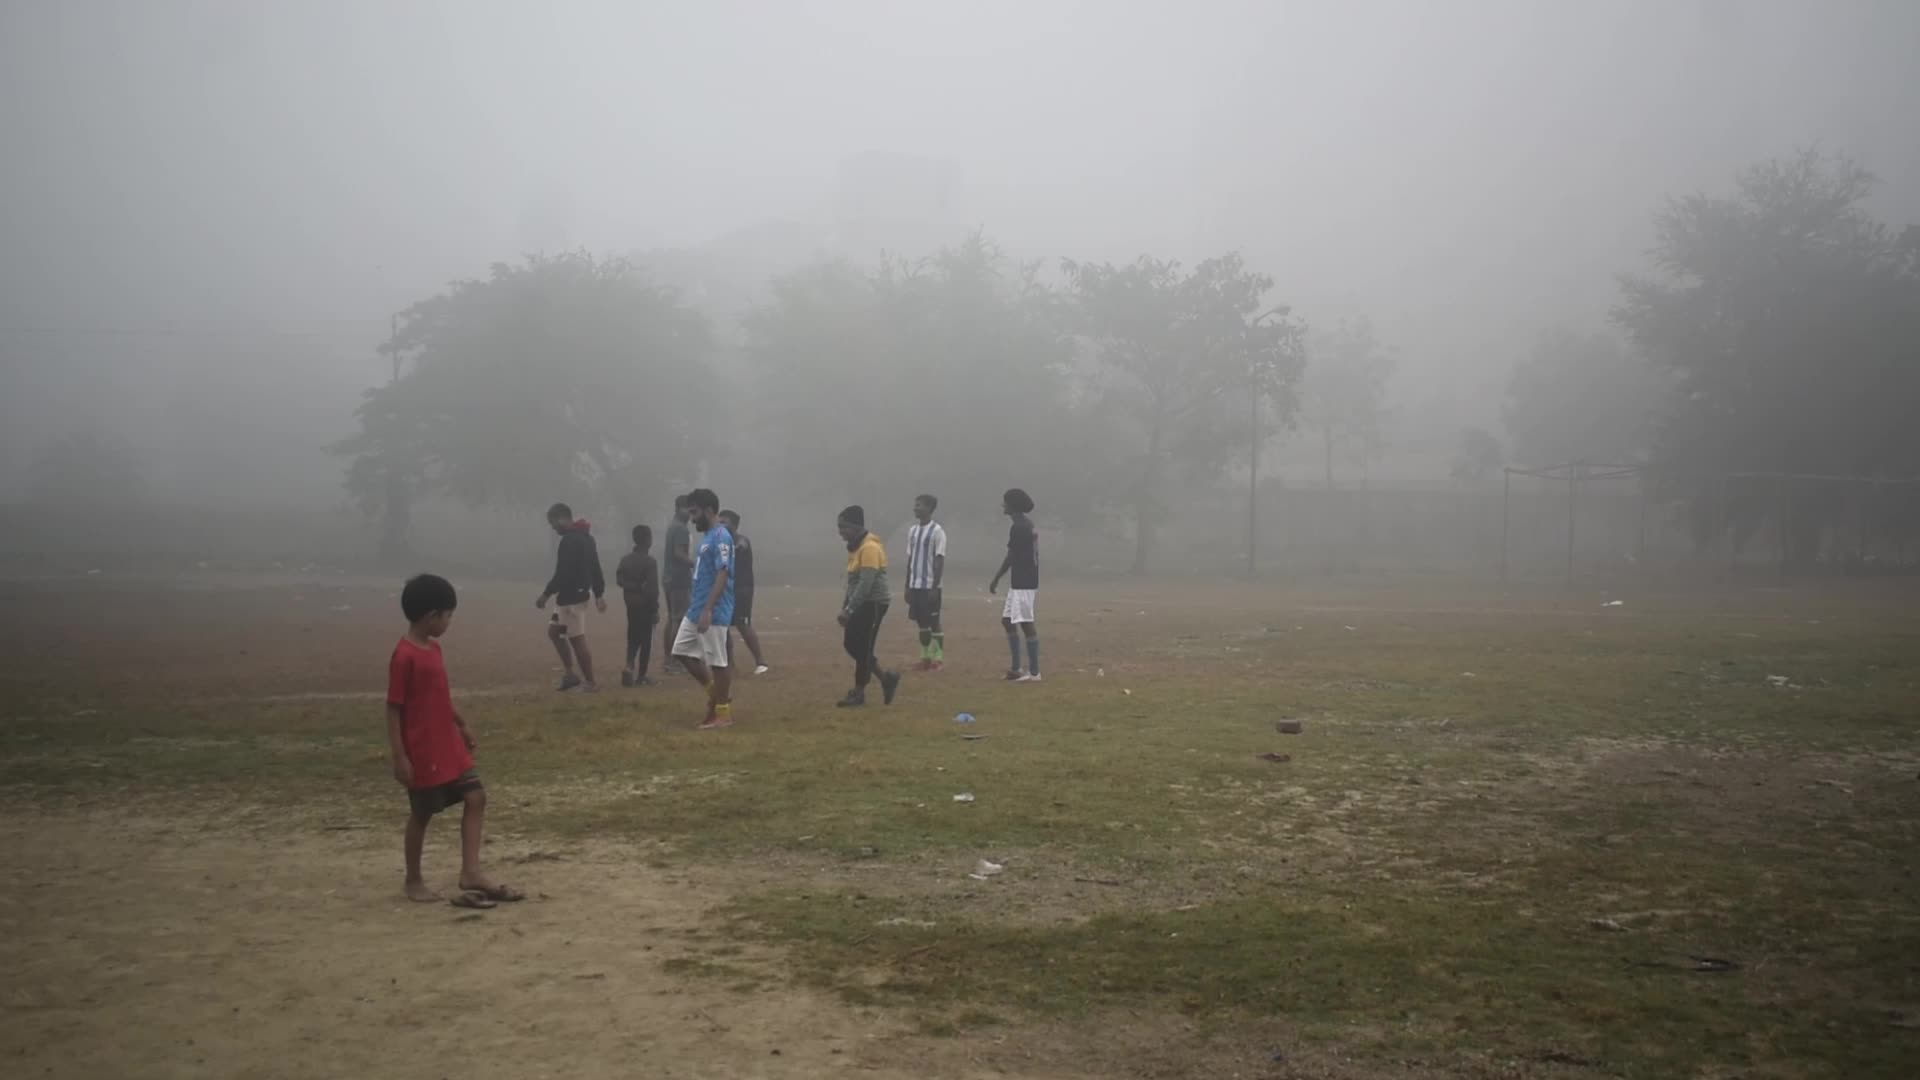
[{"left": 904, "top": 494, "right": 948, "bottom": 671}]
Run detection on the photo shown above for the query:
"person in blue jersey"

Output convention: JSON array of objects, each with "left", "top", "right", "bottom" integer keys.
[{"left": 672, "top": 488, "right": 735, "bottom": 729}]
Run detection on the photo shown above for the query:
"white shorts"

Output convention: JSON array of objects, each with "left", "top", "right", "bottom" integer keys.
[
  {"left": 671, "top": 617, "right": 730, "bottom": 668},
  {"left": 554, "top": 602, "right": 589, "bottom": 638},
  {"left": 1002, "top": 589, "right": 1037, "bottom": 624}
]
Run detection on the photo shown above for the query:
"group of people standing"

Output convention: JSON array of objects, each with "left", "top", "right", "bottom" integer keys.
[{"left": 530, "top": 485, "right": 1044, "bottom": 728}]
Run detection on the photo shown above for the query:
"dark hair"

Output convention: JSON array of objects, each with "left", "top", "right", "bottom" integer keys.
[
  {"left": 1002, "top": 488, "right": 1034, "bottom": 514},
  {"left": 547, "top": 502, "right": 573, "bottom": 521},
  {"left": 673, "top": 493, "right": 691, "bottom": 511},
  {"left": 719, "top": 509, "right": 740, "bottom": 526},
  {"left": 400, "top": 574, "right": 458, "bottom": 623},
  {"left": 687, "top": 488, "right": 719, "bottom": 513},
  {"left": 915, "top": 494, "right": 938, "bottom": 512},
  {"left": 632, "top": 524, "right": 652, "bottom": 547}
]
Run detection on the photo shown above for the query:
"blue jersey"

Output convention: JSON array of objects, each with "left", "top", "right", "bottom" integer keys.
[{"left": 689, "top": 523, "right": 735, "bottom": 626}]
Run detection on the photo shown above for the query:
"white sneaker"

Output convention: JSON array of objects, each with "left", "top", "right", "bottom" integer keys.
[
  {"left": 754, "top": 665, "right": 771, "bottom": 676},
  {"left": 1017, "top": 673, "right": 1043, "bottom": 683}
]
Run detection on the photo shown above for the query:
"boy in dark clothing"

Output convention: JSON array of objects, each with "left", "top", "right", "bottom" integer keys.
[
  {"left": 661, "top": 496, "right": 693, "bottom": 676},
  {"left": 719, "top": 510, "right": 770, "bottom": 674},
  {"left": 988, "top": 487, "right": 1042, "bottom": 682},
  {"left": 616, "top": 524, "right": 660, "bottom": 687},
  {"left": 388, "top": 573, "right": 523, "bottom": 908},
  {"left": 534, "top": 501, "right": 607, "bottom": 692}
]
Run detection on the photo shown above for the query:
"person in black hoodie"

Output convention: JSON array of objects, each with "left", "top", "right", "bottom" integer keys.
[{"left": 535, "top": 502, "right": 607, "bottom": 692}]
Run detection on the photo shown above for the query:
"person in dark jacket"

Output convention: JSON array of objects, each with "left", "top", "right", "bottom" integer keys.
[
  {"left": 615, "top": 524, "right": 660, "bottom": 687},
  {"left": 535, "top": 502, "right": 607, "bottom": 692}
]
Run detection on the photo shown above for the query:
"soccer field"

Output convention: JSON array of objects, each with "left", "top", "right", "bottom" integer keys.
[{"left": 2, "top": 573, "right": 1916, "bottom": 1079}]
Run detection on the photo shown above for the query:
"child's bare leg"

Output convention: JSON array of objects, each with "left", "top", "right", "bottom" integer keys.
[
  {"left": 403, "top": 812, "right": 437, "bottom": 901},
  {"left": 570, "top": 636, "right": 597, "bottom": 686},
  {"left": 547, "top": 623, "right": 576, "bottom": 672},
  {"left": 455, "top": 787, "right": 493, "bottom": 891}
]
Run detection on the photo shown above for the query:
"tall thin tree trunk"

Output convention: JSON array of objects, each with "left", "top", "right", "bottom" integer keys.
[{"left": 1131, "top": 419, "right": 1165, "bottom": 576}]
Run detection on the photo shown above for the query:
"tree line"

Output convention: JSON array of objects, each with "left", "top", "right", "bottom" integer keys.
[{"left": 336, "top": 151, "right": 1920, "bottom": 573}]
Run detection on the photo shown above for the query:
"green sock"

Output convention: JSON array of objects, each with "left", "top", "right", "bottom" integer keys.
[{"left": 931, "top": 635, "right": 944, "bottom": 661}]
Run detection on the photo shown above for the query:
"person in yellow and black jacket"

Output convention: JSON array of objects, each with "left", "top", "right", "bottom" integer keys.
[{"left": 835, "top": 505, "right": 900, "bottom": 707}]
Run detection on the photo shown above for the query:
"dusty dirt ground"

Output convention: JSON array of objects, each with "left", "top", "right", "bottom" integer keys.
[{"left": 2, "top": 811, "right": 930, "bottom": 1080}]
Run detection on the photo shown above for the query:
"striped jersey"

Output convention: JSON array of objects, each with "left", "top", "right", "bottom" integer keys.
[{"left": 905, "top": 521, "right": 948, "bottom": 589}]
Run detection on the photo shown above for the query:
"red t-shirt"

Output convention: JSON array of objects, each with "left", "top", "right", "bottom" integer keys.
[{"left": 386, "top": 637, "right": 473, "bottom": 789}]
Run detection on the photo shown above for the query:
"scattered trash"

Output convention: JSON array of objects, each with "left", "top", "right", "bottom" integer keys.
[
  {"left": 1343, "top": 625, "right": 1358, "bottom": 632},
  {"left": 876, "top": 917, "right": 937, "bottom": 929},
  {"left": 1603, "top": 600, "right": 1624, "bottom": 607},
  {"left": 952, "top": 793, "right": 975, "bottom": 803},
  {"left": 960, "top": 734, "right": 988, "bottom": 741},
  {"left": 1274, "top": 719, "right": 1304, "bottom": 735},
  {"left": 1766, "top": 675, "right": 1790, "bottom": 687},
  {"left": 1689, "top": 955, "right": 1740, "bottom": 973},
  {"left": 974, "top": 859, "right": 1004, "bottom": 877},
  {"left": 1460, "top": 672, "right": 1476, "bottom": 678},
  {"left": 967, "top": 874, "right": 990, "bottom": 881},
  {"left": 1096, "top": 667, "right": 1105, "bottom": 677},
  {"left": 854, "top": 846, "right": 880, "bottom": 858},
  {"left": 1122, "top": 688, "right": 1132, "bottom": 696},
  {"left": 953, "top": 712, "right": 976, "bottom": 724},
  {"left": 796, "top": 835, "right": 815, "bottom": 842},
  {"left": 1588, "top": 918, "right": 1627, "bottom": 933},
  {"left": 1256, "top": 752, "right": 1291, "bottom": 763}
]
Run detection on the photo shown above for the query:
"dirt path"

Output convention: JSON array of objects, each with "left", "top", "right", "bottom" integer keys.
[{"left": 1, "top": 810, "right": 1020, "bottom": 1080}]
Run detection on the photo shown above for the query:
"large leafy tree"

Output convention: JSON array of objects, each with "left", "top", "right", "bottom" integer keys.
[
  {"left": 333, "top": 253, "right": 714, "bottom": 548},
  {"left": 742, "top": 233, "right": 1080, "bottom": 519},
  {"left": 1615, "top": 150, "right": 1920, "bottom": 566},
  {"left": 1063, "top": 253, "right": 1306, "bottom": 573},
  {"left": 1504, "top": 327, "right": 1663, "bottom": 467}
]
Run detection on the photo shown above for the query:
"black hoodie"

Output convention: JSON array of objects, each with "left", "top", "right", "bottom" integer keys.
[{"left": 546, "top": 520, "right": 606, "bottom": 606}]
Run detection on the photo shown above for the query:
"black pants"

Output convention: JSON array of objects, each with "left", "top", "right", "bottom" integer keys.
[
  {"left": 843, "top": 602, "right": 889, "bottom": 688},
  {"left": 625, "top": 599, "right": 657, "bottom": 676}
]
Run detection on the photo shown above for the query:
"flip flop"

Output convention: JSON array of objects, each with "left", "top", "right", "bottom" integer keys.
[
  {"left": 450, "top": 890, "right": 496, "bottom": 910},
  {"left": 460, "top": 883, "right": 525, "bottom": 903}
]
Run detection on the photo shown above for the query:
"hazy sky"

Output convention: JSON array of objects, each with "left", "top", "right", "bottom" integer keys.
[{"left": 3, "top": 0, "right": 1918, "bottom": 492}]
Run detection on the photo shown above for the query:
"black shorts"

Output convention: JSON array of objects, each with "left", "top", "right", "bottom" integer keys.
[
  {"left": 906, "top": 588, "right": 942, "bottom": 625},
  {"left": 734, "top": 590, "right": 755, "bottom": 626},
  {"left": 408, "top": 768, "right": 481, "bottom": 818}
]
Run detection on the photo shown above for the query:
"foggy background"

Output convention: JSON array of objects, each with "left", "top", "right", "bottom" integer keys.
[{"left": 3, "top": 0, "right": 1917, "bottom": 577}]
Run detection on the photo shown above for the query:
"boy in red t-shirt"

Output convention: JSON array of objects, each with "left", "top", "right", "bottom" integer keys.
[{"left": 388, "top": 574, "right": 523, "bottom": 907}]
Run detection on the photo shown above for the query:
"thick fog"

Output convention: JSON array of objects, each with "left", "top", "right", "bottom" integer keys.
[{"left": 3, "top": 0, "right": 1918, "bottom": 569}]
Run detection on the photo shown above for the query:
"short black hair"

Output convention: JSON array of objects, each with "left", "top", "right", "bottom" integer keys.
[
  {"left": 632, "top": 524, "right": 652, "bottom": 547},
  {"left": 687, "top": 488, "right": 719, "bottom": 513},
  {"left": 1002, "top": 488, "right": 1034, "bottom": 514},
  {"left": 673, "top": 494, "right": 691, "bottom": 511},
  {"left": 547, "top": 502, "right": 573, "bottom": 521},
  {"left": 719, "top": 509, "right": 740, "bottom": 526},
  {"left": 915, "top": 493, "right": 938, "bottom": 512},
  {"left": 401, "top": 574, "right": 457, "bottom": 623}
]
